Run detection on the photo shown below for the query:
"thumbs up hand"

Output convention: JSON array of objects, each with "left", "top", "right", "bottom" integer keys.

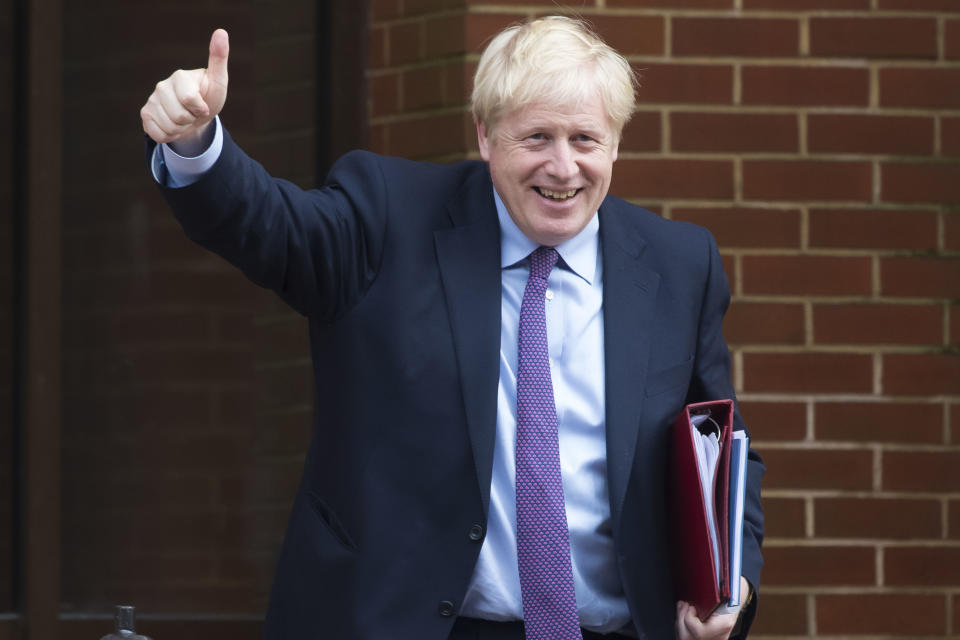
[{"left": 141, "top": 29, "right": 229, "bottom": 154}]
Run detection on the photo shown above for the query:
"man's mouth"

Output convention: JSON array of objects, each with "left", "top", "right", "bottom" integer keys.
[{"left": 534, "top": 187, "right": 580, "bottom": 201}]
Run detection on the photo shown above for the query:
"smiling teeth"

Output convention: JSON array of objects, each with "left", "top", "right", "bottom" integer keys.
[{"left": 540, "top": 188, "right": 578, "bottom": 200}]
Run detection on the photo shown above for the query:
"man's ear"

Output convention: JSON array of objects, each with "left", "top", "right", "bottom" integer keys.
[
  {"left": 612, "top": 137, "right": 619, "bottom": 163},
  {"left": 477, "top": 121, "right": 491, "bottom": 161}
]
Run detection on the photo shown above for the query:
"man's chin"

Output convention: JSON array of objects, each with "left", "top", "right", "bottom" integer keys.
[{"left": 524, "top": 216, "right": 590, "bottom": 247}]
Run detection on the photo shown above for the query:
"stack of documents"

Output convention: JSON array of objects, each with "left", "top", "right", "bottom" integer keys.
[{"left": 668, "top": 399, "right": 749, "bottom": 620}]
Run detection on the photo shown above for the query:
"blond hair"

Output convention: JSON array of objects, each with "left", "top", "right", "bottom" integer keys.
[{"left": 471, "top": 16, "right": 638, "bottom": 139}]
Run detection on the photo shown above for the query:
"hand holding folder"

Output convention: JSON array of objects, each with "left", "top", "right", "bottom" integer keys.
[{"left": 668, "top": 399, "right": 749, "bottom": 622}]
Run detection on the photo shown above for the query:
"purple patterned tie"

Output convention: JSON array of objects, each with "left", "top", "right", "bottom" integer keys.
[{"left": 515, "top": 246, "right": 583, "bottom": 640}]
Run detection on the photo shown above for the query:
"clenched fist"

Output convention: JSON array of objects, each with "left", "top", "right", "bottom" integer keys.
[{"left": 140, "top": 28, "right": 229, "bottom": 154}]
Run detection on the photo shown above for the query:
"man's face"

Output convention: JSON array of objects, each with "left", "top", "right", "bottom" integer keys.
[{"left": 477, "top": 95, "right": 619, "bottom": 247}]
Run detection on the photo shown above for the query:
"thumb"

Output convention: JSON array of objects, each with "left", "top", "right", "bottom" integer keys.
[{"left": 205, "top": 28, "right": 229, "bottom": 87}]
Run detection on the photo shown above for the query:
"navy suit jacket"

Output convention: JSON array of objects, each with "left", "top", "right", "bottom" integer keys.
[{"left": 152, "top": 129, "right": 764, "bottom": 640}]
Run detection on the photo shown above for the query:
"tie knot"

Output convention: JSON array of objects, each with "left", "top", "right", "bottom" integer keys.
[{"left": 529, "top": 246, "right": 559, "bottom": 281}]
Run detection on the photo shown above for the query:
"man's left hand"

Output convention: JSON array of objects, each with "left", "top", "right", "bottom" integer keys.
[{"left": 675, "top": 577, "right": 750, "bottom": 640}]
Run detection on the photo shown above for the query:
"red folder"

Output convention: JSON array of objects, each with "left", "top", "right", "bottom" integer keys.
[{"left": 668, "top": 399, "right": 734, "bottom": 620}]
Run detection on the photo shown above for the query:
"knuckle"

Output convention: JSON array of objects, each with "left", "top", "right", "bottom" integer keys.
[{"left": 172, "top": 112, "right": 194, "bottom": 125}]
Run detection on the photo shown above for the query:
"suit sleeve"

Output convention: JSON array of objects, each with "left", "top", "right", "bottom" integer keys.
[
  {"left": 686, "top": 228, "right": 765, "bottom": 638},
  {"left": 148, "top": 128, "right": 389, "bottom": 320}
]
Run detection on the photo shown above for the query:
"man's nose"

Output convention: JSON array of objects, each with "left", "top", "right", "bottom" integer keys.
[{"left": 545, "top": 142, "right": 578, "bottom": 182}]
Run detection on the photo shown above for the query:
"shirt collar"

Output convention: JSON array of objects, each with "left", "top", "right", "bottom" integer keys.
[{"left": 493, "top": 187, "right": 600, "bottom": 285}]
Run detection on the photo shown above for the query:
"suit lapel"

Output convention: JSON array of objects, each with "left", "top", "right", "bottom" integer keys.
[
  {"left": 599, "top": 200, "right": 661, "bottom": 529},
  {"left": 434, "top": 167, "right": 502, "bottom": 515}
]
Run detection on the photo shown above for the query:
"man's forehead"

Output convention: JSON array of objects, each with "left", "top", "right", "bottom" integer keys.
[{"left": 490, "top": 97, "right": 617, "bottom": 137}]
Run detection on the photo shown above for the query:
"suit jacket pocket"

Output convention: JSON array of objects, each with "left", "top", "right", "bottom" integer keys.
[
  {"left": 645, "top": 356, "right": 694, "bottom": 398},
  {"left": 306, "top": 491, "right": 359, "bottom": 552}
]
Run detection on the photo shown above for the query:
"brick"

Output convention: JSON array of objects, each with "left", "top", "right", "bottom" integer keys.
[
  {"left": 764, "top": 497, "right": 807, "bottom": 538},
  {"left": 886, "top": 547, "right": 960, "bottom": 586},
  {"left": 810, "top": 17, "right": 937, "bottom": 60},
  {"left": 742, "top": 255, "right": 872, "bottom": 296},
  {"left": 607, "top": 0, "right": 732, "bottom": 7},
  {"left": 883, "top": 162, "right": 960, "bottom": 204},
  {"left": 64, "top": 347, "right": 252, "bottom": 388},
  {"left": 744, "top": 352, "right": 874, "bottom": 394},
  {"left": 817, "top": 401, "right": 943, "bottom": 444},
  {"left": 369, "top": 72, "right": 399, "bottom": 118},
  {"left": 942, "top": 117, "right": 960, "bottom": 156},
  {"left": 63, "top": 388, "right": 212, "bottom": 433},
  {"left": 885, "top": 354, "right": 960, "bottom": 396},
  {"left": 589, "top": 15, "right": 664, "bottom": 57},
  {"left": 256, "top": 85, "right": 315, "bottom": 136},
  {"left": 465, "top": 14, "right": 519, "bottom": 54},
  {"left": 882, "top": 257, "right": 960, "bottom": 299},
  {"left": 879, "top": 0, "right": 960, "bottom": 9},
  {"left": 672, "top": 207, "right": 801, "bottom": 249},
  {"left": 368, "top": 123, "right": 387, "bottom": 154},
  {"left": 424, "top": 13, "right": 462, "bottom": 58},
  {"left": 671, "top": 112, "right": 798, "bottom": 153},
  {"left": 817, "top": 593, "right": 947, "bottom": 635},
  {"left": 743, "top": 160, "right": 872, "bottom": 202},
  {"left": 745, "top": 0, "right": 868, "bottom": 7},
  {"left": 885, "top": 450, "right": 960, "bottom": 492},
  {"left": 370, "top": 0, "right": 401, "bottom": 21},
  {"left": 947, "top": 20, "right": 960, "bottom": 60},
  {"left": 950, "top": 500, "right": 960, "bottom": 538},
  {"left": 953, "top": 306, "right": 960, "bottom": 349},
  {"left": 740, "top": 400, "right": 807, "bottom": 441},
  {"left": 809, "top": 208, "right": 938, "bottom": 251},
  {"left": 813, "top": 303, "right": 943, "bottom": 346},
  {"left": 743, "top": 66, "right": 869, "bottom": 107},
  {"left": 260, "top": 361, "right": 314, "bottom": 410},
  {"left": 808, "top": 114, "right": 934, "bottom": 156},
  {"left": 759, "top": 447, "right": 874, "bottom": 490},
  {"left": 403, "top": 0, "right": 449, "bottom": 15},
  {"left": 385, "top": 112, "right": 470, "bottom": 159},
  {"left": 763, "top": 545, "right": 874, "bottom": 585},
  {"left": 955, "top": 595, "right": 960, "bottom": 631},
  {"left": 751, "top": 594, "right": 807, "bottom": 635},
  {"left": 443, "top": 60, "right": 474, "bottom": 107},
  {"left": 389, "top": 21, "right": 422, "bottom": 65},
  {"left": 65, "top": 470, "right": 218, "bottom": 513},
  {"left": 611, "top": 159, "right": 733, "bottom": 200},
  {"left": 673, "top": 18, "right": 798, "bottom": 58},
  {"left": 401, "top": 65, "right": 443, "bottom": 112},
  {"left": 881, "top": 68, "right": 960, "bottom": 109},
  {"left": 65, "top": 548, "right": 219, "bottom": 584},
  {"left": 619, "top": 111, "right": 662, "bottom": 153},
  {"left": 236, "top": 315, "right": 309, "bottom": 360},
  {"left": 65, "top": 309, "right": 212, "bottom": 347},
  {"left": 463, "top": 0, "right": 556, "bottom": 3},
  {"left": 953, "top": 404, "right": 960, "bottom": 444},
  {"left": 248, "top": 410, "right": 312, "bottom": 459},
  {"left": 724, "top": 302, "right": 805, "bottom": 345},
  {"left": 633, "top": 63, "right": 733, "bottom": 105},
  {"left": 816, "top": 497, "right": 942, "bottom": 539},
  {"left": 948, "top": 215, "right": 960, "bottom": 252}
]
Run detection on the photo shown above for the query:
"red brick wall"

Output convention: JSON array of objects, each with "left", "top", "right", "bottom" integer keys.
[{"left": 370, "top": 1, "right": 960, "bottom": 637}]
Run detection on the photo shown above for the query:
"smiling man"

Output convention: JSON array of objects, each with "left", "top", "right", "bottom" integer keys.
[{"left": 141, "top": 15, "right": 764, "bottom": 640}]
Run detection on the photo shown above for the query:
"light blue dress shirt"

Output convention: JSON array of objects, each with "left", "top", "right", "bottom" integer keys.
[
  {"left": 459, "top": 191, "right": 630, "bottom": 633},
  {"left": 157, "top": 126, "right": 630, "bottom": 633}
]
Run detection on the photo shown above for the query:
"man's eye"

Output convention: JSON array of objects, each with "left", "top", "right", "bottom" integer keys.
[
  {"left": 574, "top": 134, "right": 593, "bottom": 143},
  {"left": 528, "top": 133, "right": 545, "bottom": 141}
]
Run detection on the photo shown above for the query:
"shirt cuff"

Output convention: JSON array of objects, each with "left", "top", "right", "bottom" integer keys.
[{"left": 155, "top": 116, "right": 224, "bottom": 187}]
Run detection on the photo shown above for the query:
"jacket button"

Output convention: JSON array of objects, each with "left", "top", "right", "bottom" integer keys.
[
  {"left": 468, "top": 524, "right": 484, "bottom": 541},
  {"left": 438, "top": 600, "right": 455, "bottom": 617}
]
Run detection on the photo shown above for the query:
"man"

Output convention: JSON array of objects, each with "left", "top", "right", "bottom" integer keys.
[{"left": 141, "top": 16, "right": 763, "bottom": 640}]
